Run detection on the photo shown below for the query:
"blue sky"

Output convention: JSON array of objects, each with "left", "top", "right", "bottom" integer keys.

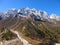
[{"left": 0, "top": 0, "right": 60, "bottom": 16}]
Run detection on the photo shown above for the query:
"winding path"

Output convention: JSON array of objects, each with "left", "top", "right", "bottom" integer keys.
[{"left": 10, "top": 29, "right": 32, "bottom": 45}]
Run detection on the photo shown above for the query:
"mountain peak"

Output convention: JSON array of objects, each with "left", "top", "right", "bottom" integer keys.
[{"left": 0, "top": 7, "right": 60, "bottom": 22}]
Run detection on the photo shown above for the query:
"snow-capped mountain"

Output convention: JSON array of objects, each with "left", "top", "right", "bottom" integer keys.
[
  {"left": 50, "top": 14, "right": 60, "bottom": 21},
  {"left": 0, "top": 7, "right": 60, "bottom": 22},
  {"left": 0, "top": 8, "right": 60, "bottom": 45}
]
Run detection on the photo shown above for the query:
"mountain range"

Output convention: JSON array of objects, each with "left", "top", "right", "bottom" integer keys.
[{"left": 0, "top": 7, "right": 60, "bottom": 45}]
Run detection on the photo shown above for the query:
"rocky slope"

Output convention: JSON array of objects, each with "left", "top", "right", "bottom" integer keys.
[{"left": 0, "top": 8, "right": 60, "bottom": 45}]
